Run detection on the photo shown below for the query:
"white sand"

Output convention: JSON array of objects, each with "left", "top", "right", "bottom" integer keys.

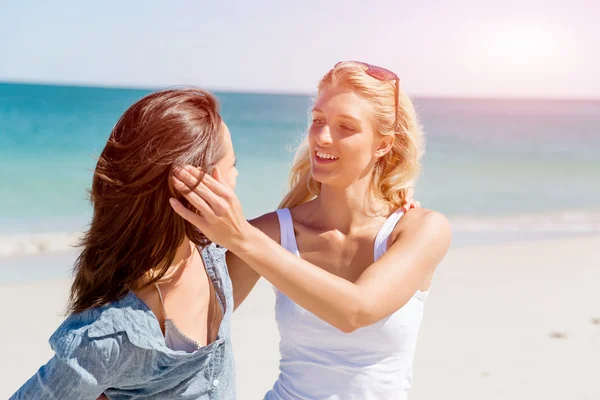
[{"left": 1, "top": 236, "right": 599, "bottom": 399}]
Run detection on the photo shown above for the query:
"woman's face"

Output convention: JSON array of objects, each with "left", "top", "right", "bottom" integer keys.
[
  {"left": 308, "top": 85, "right": 393, "bottom": 187},
  {"left": 213, "top": 122, "right": 238, "bottom": 190}
]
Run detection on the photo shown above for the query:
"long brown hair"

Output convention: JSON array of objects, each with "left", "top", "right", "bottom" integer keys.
[{"left": 69, "top": 88, "right": 223, "bottom": 314}]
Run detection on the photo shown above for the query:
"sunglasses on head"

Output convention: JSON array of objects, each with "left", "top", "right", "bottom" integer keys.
[{"left": 335, "top": 61, "right": 400, "bottom": 130}]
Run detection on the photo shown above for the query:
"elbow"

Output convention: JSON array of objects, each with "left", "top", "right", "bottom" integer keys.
[
  {"left": 338, "top": 322, "right": 360, "bottom": 334},
  {"left": 337, "top": 320, "right": 358, "bottom": 334},
  {"left": 336, "top": 302, "right": 373, "bottom": 334}
]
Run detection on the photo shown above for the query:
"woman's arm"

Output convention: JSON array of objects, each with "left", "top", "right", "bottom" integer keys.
[
  {"left": 10, "top": 329, "right": 130, "bottom": 400},
  {"left": 11, "top": 351, "right": 110, "bottom": 399},
  {"left": 227, "top": 251, "right": 261, "bottom": 311},
  {"left": 228, "top": 212, "right": 281, "bottom": 311},
  {"left": 171, "top": 167, "right": 450, "bottom": 332}
]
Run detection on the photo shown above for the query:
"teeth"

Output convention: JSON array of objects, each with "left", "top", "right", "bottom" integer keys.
[{"left": 316, "top": 151, "right": 338, "bottom": 160}]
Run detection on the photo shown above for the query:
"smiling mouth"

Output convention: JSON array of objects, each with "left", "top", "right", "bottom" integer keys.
[{"left": 315, "top": 150, "right": 339, "bottom": 162}]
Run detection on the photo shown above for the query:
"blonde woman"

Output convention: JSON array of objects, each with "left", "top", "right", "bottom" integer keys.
[{"left": 171, "top": 61, "right": 451, "bottom": 399}]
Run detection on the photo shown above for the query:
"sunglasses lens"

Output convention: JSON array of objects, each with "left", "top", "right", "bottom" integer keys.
[
  {"left": 368, "top": 66, "right": 397, "bottom": 81},
  {"left": 335, "top": 61, "right": 398, "bottom": 82}
]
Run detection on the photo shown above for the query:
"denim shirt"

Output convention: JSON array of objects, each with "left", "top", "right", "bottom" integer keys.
[{"left": 10, "top": 244, "right": 236, "bottom": 400}]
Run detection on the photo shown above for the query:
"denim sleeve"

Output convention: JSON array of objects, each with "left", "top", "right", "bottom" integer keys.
[{"left": 10, "top": 332, "right": 120, "bottom": 400}]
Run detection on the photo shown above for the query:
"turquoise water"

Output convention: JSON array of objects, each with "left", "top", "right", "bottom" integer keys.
[{"left": 1, "top": 82, "right": 599, "bottom": 248}]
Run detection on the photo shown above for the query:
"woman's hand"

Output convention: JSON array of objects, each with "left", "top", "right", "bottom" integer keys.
[
  {"left": 169, "top": 165, "right": 253, "bottom": 252},
  {"left": 401, "top": 186, "right": 420, "bottom": 212}
]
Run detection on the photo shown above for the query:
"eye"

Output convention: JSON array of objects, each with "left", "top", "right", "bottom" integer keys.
[
  {"left": 340, "top": 124, "right": 356, "bottom": 132},
  {"left": 312, "top": 118, "right": 325, "bottom": 125},
  {"left": 233, "top": 157, "right": 238, "bottom": 167}
]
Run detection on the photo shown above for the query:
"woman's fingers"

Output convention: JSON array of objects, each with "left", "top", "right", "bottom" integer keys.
[
  {"left": 401, "top": 187, "right": 415, "bottom": 212},
  {"left": 173, "top": 166, "right": 202, "bottom": 191},
  {"left": 172, "top": 166, "right": 231, "bottom": 218},
  {"left": 174, "top": 165, "right": 229, "bottom": 201},
  {"left": 402, "top": 200, "right": 421, "bottom": 212},
  {"left": 172, "top": 176, "right": 214, "bottom": 217},
  {"left": 173, "top": 171, "right": 228, "bottom": 215},
  {"left": 196, "top": 182, "right": 228, "bottom": 215},
  {"left": 169, "top": 197, "right": 206, "bottom": 226},
  {"left": 174, "top": 164, "right": 229, "bottom": 199},
  {"left": 199, "top": 168, "right": 231, "bottom": 199}
]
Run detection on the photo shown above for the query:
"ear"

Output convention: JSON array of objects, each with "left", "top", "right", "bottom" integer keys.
[
  {"left": 210, "top": 165, "right": 219, "bottom": 180},
  {"left": 374, "top": 135, "right": 395, "bottom": 158},
  {"left": 211, "top": 166, "right": 221, "bottom": 182}
]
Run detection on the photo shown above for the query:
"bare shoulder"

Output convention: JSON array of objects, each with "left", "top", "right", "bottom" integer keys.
[
  {"left": 399, "top": 208, "right": 451, "bottom": 230},
  {"left": 134, "top": 285, "right": 164, "bottom": 325},
  {"left": 249, "top": 211, "right": 281, "bottom": 244},
  {"left": 394, "top": 208, "right": 452, "bottom": 248}
]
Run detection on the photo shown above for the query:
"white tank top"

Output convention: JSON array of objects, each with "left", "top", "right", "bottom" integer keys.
[{"left": 265, "top": 208, "right": 428, "bottom": 400}]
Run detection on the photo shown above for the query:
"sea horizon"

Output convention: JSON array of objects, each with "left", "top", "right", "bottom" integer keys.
[{"left": 1, "top": 81, "right": 599, "bottom": 261}]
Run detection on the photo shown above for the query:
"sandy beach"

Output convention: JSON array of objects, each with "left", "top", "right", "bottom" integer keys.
[{"left": 2, "top": 235, "right": 599, "bottom": 399}]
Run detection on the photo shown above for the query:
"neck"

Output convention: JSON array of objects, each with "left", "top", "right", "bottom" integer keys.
[
  {"left": 172, "top": 237, "right": 195, "bottom": 267},
  {"left": 141, "top": 237, "right": 196, "bottom": 287},
  {"left": 312, "top": 173, "right": 389, "bottom": 234}
]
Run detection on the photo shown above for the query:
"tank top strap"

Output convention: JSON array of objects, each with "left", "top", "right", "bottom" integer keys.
[
  {"left": 373, "top": 209, "right": 429, "bottom": 300},
  {"left": 275, "top": 208, "right": 300, "bottom": 255},
  {"left": 154, "top": 283, "right": 168, "bottom": 319},
  {"left": 373, "top": 208, "right": 405, "bottom": 262}
]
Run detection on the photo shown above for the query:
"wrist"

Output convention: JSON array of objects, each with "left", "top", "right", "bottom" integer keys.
[{"left": 229, "top": 220, "right": 258, "bottom": 255}]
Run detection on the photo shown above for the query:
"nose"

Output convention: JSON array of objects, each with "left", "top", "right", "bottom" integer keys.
[{"left": 315, "top": 125, "right": 333, "bottom": 146}]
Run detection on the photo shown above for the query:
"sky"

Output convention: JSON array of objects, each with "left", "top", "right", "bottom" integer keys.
[{"left": 0, "top": 0, "right": 598, "bottom": 98}]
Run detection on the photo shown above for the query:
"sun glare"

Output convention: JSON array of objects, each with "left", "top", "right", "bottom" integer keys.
[{"left": 483, "top": 23, "right": 559, "bottom": 67}]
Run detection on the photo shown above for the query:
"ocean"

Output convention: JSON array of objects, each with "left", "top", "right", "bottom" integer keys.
[{"left": 1, "top": 82, "right": 599, "bottom": 273}]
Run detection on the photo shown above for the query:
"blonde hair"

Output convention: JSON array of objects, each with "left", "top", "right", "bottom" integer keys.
[{"left": 279, "top": 61, "right": 425, "bottom": 210}]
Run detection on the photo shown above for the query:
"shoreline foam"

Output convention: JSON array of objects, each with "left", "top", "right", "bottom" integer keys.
[{"left": 2, "top": 210, "right": 600, "bottom": 257}]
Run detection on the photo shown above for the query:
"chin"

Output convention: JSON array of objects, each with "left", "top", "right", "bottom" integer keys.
[{"left": 310, "top": 169, "right": 337, "bottom": 186}]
